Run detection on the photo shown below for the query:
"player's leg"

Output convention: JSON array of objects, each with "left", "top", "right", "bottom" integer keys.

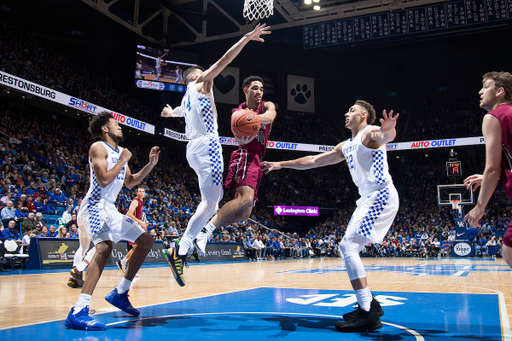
[
  {"left": 105, "top": 215, "right": 150, "bottom": 316},
  {"left": 335, "top": 186, "right": 398, "bottom": 333},
  {"left": 179, "top": 185, "right": 223, "bottom": 255},
  {"left": 69, "top": 217, "right": 92, "bottom": 287},
  {"left": 117, "top": 243, "right": 135, "bottom": 272},
  {"left": 502, "top": 228, "right": 512, "bottom": 269}
]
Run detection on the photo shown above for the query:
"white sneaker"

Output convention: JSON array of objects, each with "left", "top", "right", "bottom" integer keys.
[
  {"left": 135, "top": 273, "right": 141, "bottom": 278},
  {"left": 116, "top": 260, "right": 125, "bottom": 273},
  {"left": 193, "top": 232, "right": 208, "bottom": 256}
]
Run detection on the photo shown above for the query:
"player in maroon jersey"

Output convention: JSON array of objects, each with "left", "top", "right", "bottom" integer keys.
[
  {"left": 117, "top": 186, "right": 148, "bottom": 274},
  {"left": 193, "top": 76, "right": 277, "bottom": 254},
  {"left": 464, "top": 71, "right": 512, "bottom": 268}
]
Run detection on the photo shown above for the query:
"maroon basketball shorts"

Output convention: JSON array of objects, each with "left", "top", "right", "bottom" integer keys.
[{"left": 225, "top": 149, "right": 263, "bottom": 201}]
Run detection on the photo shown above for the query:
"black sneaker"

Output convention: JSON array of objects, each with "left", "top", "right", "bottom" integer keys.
[
  {"left": 70, "top": 267, "right": 84, "bottom": 287},
  {"left": 343, "top": 297, "right": 384, "bottom": 322},
  {"left": 162, "top": 244, "right": 188, "bottom": 287},
  {"left": 189, "top": 248, "right": 200, "bottom": 263},
  {"left": 335, "top": 306, "right": 382, "bottom": 332}
]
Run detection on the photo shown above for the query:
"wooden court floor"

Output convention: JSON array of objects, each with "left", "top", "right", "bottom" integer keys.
[{"left": 0, "top": 256, "right": 510, "bottom": 339}]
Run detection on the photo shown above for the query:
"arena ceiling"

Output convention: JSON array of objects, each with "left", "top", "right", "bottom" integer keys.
[{"left": 80, "top": 0, "right": 450, "bottom": 47}]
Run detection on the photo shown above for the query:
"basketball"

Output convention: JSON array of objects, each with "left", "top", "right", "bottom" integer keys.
[{"left": 231, "top": 109, "right": 260, "bottom": 139}]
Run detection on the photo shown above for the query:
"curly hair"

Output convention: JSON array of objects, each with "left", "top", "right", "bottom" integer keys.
[
  {"left": 242, "top": 76, "right": 264, "bottom": 89},
  {"left": 354, "top": 100, "right": 376, "bottom": 125},
  {"left": 88, "top": 111, "right": 113, "bottom": 139}
]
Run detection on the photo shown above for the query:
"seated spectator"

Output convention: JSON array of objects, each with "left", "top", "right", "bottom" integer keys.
[
  {"left": 69, "top": 224, "right": 78, "bottom": 238},
  {"left": 46, "top": 225, "right": 58, "bottom": 237},
  {"left": 49, "top": 188, "right": 67, "bottom": 207},
  {"left": 2, "top": 220, "right": 21, "bottom": 241},
  {"left": 15, "top": 201, "right": 28, "bottom": 219},
  {"left": 65, "top": 167, "right": 79, "bottom": 190},
  {"left": 22, "top": 212, "right": 38, "bottom": 234},
  {"left": 34, "top": 212, "right": 45, "bottom": 230},
  {"left": 1, "top": 201, "right": 18, "bottom": 226},
  {"left": 60, "top": 205, "right": 73, "bottom": 225},
  {"left": 0, "top": 191, "right": 13, "bottom": 207},
  {"left": 20, "top": 228, "right": 36, "bottom": 254},
  {"left": 57, "top": 225, "right": 69, "bottom": 238},
  {"left": 36, "top": 225, "right": 49, "bottom": 238},
  {"left": 25, "top": 195, "right": 36, "bottom": 213}
]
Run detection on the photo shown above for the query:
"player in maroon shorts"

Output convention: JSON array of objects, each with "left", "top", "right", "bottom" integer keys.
[
  {"left": 117, "top": 186, "right": 147, "bottom": 275},
  {"left": 193, "top": 76, "right": 277, "bottom": 254},
  {"left": 464, "top": 71, "right": 512, "bottom": 268}
]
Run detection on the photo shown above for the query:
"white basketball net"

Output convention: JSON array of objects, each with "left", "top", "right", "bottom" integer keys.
[{"left": 243, "top": 0, "right": 274, "bottom": 21}]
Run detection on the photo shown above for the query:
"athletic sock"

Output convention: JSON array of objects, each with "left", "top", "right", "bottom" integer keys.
[
  {"left": 354, "top": 286, "right": 372, "bottom": 312},
  {"left": 76, "top": 261, "right": 87, "bottom": 272},
  {"left": 204, "top": 221, "right": 216, "bottom": 238},
  {"left": 74, "top": 293, "right": 92, "bottom": 314},
  {"left": 117, "top": 278, "right": 132, "bottom": 294}
]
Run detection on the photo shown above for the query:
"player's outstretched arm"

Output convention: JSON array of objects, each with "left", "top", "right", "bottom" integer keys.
[
  {"left": 90, "top": 142, "right": 132, "bottom": 188},
  {"left": 463, "top": 114, "right": 502, "bottom": 227},
  {"left": 197, "top": 23, "right": 271, "bottom": 91},
  {"left": 369, "top": 109, "right": 399, "bottom": 146},
  {"left": 262, "top": 141, "right": 346, "bottom": 173},
  {"left": 258, "top": 101, "right": 277, "bottom": 125},
  {"left": 124, "top": 146, "right": 160, "bottom": 189},
  {"left": 161, "top": 104, "right": 184, "bottom": 117}
]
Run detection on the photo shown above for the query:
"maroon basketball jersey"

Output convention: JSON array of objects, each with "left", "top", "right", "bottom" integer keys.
[
  {"left": 233, "top": 101, "right": 272, "bottom": 157},
  {"left": 134, "top": 197, "right": 144, "bottom": 220},
  {"left": 489, "top": 103, "right": 512, "bottom": 202}
]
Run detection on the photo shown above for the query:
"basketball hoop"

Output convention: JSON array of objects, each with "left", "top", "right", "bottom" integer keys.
[
  {"left": 450, "top": 199, "right": 460, "bottom": 210},
  {"left": 243, "top": 0, "right": 274, "bottom": 21}
]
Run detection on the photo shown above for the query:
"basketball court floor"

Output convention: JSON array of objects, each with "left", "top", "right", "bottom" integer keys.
[{"left": 0, "top": 256, "right": 510, "bottom": 340}]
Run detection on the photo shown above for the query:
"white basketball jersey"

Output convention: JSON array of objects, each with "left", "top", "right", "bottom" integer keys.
[
  {"left": 155, "top": 58, "right": 162, "bottom": 67},
  {"left": 81, "top": 142, "right": 127, "bottom": 208},
  {"left": 181, "top": 81, "right": 218, "bottom": 140},
  {"left": 342, "top": 125, "right": 393, "bottom": 196}
]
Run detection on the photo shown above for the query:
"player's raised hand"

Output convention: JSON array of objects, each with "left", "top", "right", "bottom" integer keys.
[
  {"left": 120, "top": 148, "right": 132, "bottom": 163},
  {"left": 161, "top": 104, "right": 174, "bottom": 117},
  {"left": 149, "top": 146, "right": 160, "bottom": 165},
  {"left": 246, "top": 23, "right": 271, "bottom": 42},
  {"left": 464, "top": 174, "right": 483, "bottom": 191},
  {"left": 235, "top": 135, "right": 257, "bottom": 146},
  {"left": 261, "top": 161, "right": 281, "bottom": 174},
  {"left": 372, "top": 109, "right": 399, "bottom": 134}
]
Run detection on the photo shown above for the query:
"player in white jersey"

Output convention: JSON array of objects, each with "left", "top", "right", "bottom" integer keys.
[
  {"left": 135, "top": 59, "right": 143, "bottom": 79},
  {"left": 160, "top": 23, "right": 271, "bottom": 287},
  {"left": 65, "top": 112, "right": 160, "bottom": 331},
  {"left": 262, "top": 100, "right": 399, "bottom": 333},
  {"left": 155, "top": 52, "right": 167, "bottom": 81}
]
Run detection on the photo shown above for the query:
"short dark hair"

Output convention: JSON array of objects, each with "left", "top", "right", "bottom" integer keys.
[
  {"left": 354, "top": 100, "right": 376, "bottom": 125},
  {"left": 183, "top": 66, "right": 204, "bottom": 85},
  {"left": 483, "top": 71, "right": 512, "bottom": 102},
  {"left": 243, "top": 76, "right": 264, "bottom": 89},
  {"left": 88, "top": 111, "right": 113, "bottom": 139}
]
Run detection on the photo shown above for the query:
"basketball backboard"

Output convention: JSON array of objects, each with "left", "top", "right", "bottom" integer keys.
[{"left": 437, "top": 184, "right": 474, "bottom": 206}]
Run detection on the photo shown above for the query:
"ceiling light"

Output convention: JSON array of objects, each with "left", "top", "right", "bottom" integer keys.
[
  {"left": 305, "top": 0, "right": 312, "bottom": 4},
  {"left": 313, "top": 0, "right": 320, "bottom": 2},
  {"left": 314, "top": 5, "right": 321, "bottom": 10}
]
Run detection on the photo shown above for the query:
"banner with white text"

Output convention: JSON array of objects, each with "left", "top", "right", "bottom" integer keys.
[{"left": 0, "top": 71, "right": 155, "bottom": 134}]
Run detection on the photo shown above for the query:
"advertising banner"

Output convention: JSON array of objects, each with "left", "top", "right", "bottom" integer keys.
[
  {"left": 0, "top": 71, "right": 155, "bottom": 134},
  {"left": 274, "top": 205, "right": 319, "bottom": 216},
  {"left": 201, "top": 242, "right": 247, "bottom": 261}
]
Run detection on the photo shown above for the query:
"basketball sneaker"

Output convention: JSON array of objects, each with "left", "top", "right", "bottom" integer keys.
[
  {"left": 342, "top": 297, "right": 384, "bottom": 322},
  {"left": 335, "top": 305, "right": 382, "bottom": 332},
  {"left": 188, "top": 248, "right": 201, "bottom": 263},
  {"left": 65, "top": 306, "right": 106, "bottom": 331},
  {"left": 116, "top": 260, "right": 125, "bottom": 273},
  {"left": 162, "top": 245, "right": 187, "bottom": 287},
  {"left": 193, "top": 230, "right": 208, "bottom": 256},
  {"left": 70, "top": 267, "right": 84, "bottom": 287},
  {"left": 67, "top": 277, "right": 80, "bottom": 288},
  {"left": 105, "top": 289, "right": 140, "bottom": 316}
]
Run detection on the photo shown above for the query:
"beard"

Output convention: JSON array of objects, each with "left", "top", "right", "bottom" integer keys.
[{"left": 110, "top": 133, "right": 124, "bottom": 144}]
